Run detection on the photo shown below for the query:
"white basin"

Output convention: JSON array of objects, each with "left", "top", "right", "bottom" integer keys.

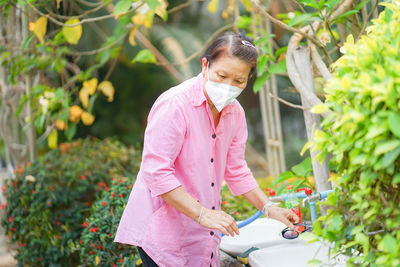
[
  {"left": 248, "top": 241, "right": 349, "bottom": 267},
  {"left": 220, "top": 218, "right": 304, "bottom": 256}
]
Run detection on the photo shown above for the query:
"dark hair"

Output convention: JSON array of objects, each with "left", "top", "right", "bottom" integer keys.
[{"left": 202, "top": 31, "right": 258, "bottom": 78}]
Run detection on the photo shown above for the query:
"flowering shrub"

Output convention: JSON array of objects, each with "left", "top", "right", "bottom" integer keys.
[
  {"left": 1, "top": 137, "right": 141, "bottom": 266},
  {"left": 304, "top": 2, "right": 400, "bottom": 266},
  {"left": 75, "top": 176, "right": 142, "bottom": 266}
]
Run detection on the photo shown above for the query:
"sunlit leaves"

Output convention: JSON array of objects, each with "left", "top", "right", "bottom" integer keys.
[
  {"left": 208, "top": 0, "right": 218, "bottom": 13},
  {"left": 131, "top": 49, "right": 157, "bottom": 64},
  {"left": 28, "top": 16, "right": 47, "bottom": 44},
  {"left": 113, "top": 0, "right": 132, "bottom": 19},
  {"left": 62, "top": 18, "right": 82, "bottom": 45}
]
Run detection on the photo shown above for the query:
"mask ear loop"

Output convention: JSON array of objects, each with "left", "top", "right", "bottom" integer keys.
[{"left": 206, "top": 61, "right": 211, "bottom": 82}]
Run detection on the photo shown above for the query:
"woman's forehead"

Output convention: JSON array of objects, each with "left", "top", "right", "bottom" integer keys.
[{"left": 210, "top": 56, "right": 251, "bottom": 77}]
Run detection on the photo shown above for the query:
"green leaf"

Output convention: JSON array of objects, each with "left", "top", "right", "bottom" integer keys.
[
  {"left": 388, "top": 112, "right": 400, "bottom": 138},
  {"left": 374, "top": 140, "right": 400, "bottom": 155},
  {"left": 65, "top": 122, "right": 77, "bottom": 141},
  {"left": 299, "top": 0, "right": 319, "bottom": 9},
  {"left": 268, "top": 60, "right": 286, "bottom": 74},
  {"left": 307, "top": 259, "right": 323, "bottom": 266},
  {"left": 257, "top": 55, "right": 269, "bottom": 74},
  {"left": 272, "top": 171, "right": 294, "bottom": 186},
  {"left": 145, "top": 0, "right": 160, "bottom": 10},
  {"left": 113, "top": 0, "right": 132, "bottom": 17},
  {"left": 288, "top": 13, "right": 314, "bottom": 27},
  {"left": 253, "top": 71, "right": 270, "bottom": 93},
  {"left": 392, "top": 173, "right": 400, "bottom": 184},
  {"left": 382, "top": 146, "right": 400, "bottom": 168},
  {"left": 379, "top": 234, "right": 397, "bottom": 254},
  {"left": 237, "top": 15, "right": 252, "bottom": 29},
  {"left": 291, "top": 157, "right": 312, "bottom": 177},
  {"left": 132, "top": 49, "right": 157, "bottom": 64}
]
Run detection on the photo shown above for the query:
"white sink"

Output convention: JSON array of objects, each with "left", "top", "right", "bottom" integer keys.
[
  {"left": 220, "top": 218, "right": 303, "bottom": 256},
  {"left": 248, "top": 241, "right": 349, "bottom": 267}
]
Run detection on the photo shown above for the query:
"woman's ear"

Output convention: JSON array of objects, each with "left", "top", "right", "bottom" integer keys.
[{"left": 201, "top": 57, "right": 208, "bottom": 78}]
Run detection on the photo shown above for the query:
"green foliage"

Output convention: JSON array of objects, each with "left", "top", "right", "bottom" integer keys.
[
  {"left": 303, "top": 2, "right": 400, "bottom": 266},
  {"left": 75, "top": 177, "right": 142, "bottom": 266},
  {"left": 1, "top": 137, "right": 141, "bottom": 266}
]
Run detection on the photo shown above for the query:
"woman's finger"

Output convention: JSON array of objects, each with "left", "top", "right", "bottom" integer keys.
[{"left": 221, "top": 219, "right": 236, "bottom": 237}]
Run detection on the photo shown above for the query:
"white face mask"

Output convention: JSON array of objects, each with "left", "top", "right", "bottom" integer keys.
[{"left": 204, "top": 63, "right": 243, "bottom": 112}]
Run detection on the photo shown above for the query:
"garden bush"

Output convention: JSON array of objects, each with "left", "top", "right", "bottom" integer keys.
[
  {"left": 1, "top": 136, "right": 141, "bottom": 266},
  {"left": 75, "top": 176, "right": 142, "bottom": 266},
  {"left": 305, "top": 2, "right": 400, "bottom": 266}
]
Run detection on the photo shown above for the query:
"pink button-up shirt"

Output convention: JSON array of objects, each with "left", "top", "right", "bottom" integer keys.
[{"left": 114, "top": 72, "right": 259, "bottom": 267}]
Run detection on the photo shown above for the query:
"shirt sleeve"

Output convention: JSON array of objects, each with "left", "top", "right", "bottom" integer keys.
[
  {"left": 140, "top": 97, "right": 186, "bottom": 197},
  {"left": 224, "top": 105, "right": 259, "bottom": 196}
]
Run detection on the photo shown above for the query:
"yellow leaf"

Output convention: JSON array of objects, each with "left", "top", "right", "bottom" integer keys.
[
  {"left": 300, "top": 141, "right": 313, "bottom": 156},
  {"left": 208, "top": 0, "right": 219, "bottom": 13},
  {"left": 83, "top": 78, "right": 98, "bottom": 95},
  {"left": 310, "top": 103, "right": 328, "bottom": 114},
  {"left": 48, "top": 129, "right": 58, "bottom": 149},
  {"left": 81, "top": 111, "right": 95, "bottom": 126},
  {"left": 136, "top": 258, "right": 142, "bottom": 265},
  {"left": 69, "top": 105, "right": 83, "bottom": 123},
  {"left": 62, "top": 18, "right": 82, "bottom": 45},
  {"left": 79, "top": 87, "right": 90, "bottom": 108},
  {"left": 132, "top": 5, "right": 154, "bottom": 28},
  {"left": 29, "top": 16, "right": 47, "bottom": 44},
  {"left": 95, "top": 255, "right": 100, "bottom": 265},
  {"left": 155, "top": 0, "right": 168, "bottom": 21},
  {"left": 56, "top": 119, "right": 67, "bottom": 130},
  {"left": 98, "top": 81, "right": 115, "bottom": 102},
  {"left": 128, "top": 25, "right": 139, "bottom": 46}
]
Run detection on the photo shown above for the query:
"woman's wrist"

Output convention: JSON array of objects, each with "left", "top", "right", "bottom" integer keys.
[
  {"left": 262, "top": 201, "right": 278, "bottom": 219},
  {"left": 197, "top": 206, "right": 205, "bottom": 224}
]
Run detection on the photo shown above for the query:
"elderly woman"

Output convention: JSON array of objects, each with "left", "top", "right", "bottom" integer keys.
[{"left": 114, "top": 32, "right": 299, "bottom": 267}]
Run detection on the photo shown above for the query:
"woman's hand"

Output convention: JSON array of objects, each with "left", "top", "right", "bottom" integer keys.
[
  {"left": 267, "top": 205, "right": 300, "bottom": 230},
  {"left": 198, "top": 208, "right": 239, "bottom": 237}
]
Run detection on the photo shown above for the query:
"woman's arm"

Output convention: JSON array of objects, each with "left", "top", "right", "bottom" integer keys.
[
  {"left": 161, "top": 186, "right": 240, "bottom": 237},
  {"left": 242, "top": 187, "right": 299, "bottom": 230}
]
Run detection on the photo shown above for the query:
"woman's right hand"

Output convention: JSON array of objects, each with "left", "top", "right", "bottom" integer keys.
[{"left": 198, "top": 208, "right": 239, "bottom": 237}]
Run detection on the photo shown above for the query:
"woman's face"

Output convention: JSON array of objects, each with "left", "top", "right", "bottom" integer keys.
[{"left": 201, "top": 55, "right": 252, "bottom": 90}]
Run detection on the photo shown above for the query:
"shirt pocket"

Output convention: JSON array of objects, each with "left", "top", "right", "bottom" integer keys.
[{"left": 146, "top": 202, "right": 186, "bottom": 253}]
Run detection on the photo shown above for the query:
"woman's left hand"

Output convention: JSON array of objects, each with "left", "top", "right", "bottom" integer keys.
[{"left": 267, "top": 205, "right": 300, "bottom": 230}]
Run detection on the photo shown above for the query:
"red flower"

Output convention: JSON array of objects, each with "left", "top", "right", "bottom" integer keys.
[
  {"left": 102, "top": 201, "right": 107, "bottom": 206},
  {"left": 113, "top": 177, "right": 117, "bottom": 181},
  {"left": 13, "top": 170, "right": 17, "bottom": 175},
  {"left": 97, "top": 244, "right": 102, "bottom": 250},
  {"left": 222, "top": 201, "right": 227, "bottom": 205},
  {"left": 114, "top": 182, "right": 118, "bottom": 186},
  {"left": 8, "top": 216, "right": 14, "bottom": 223},
  {"left": 26, "top": 161, "right": 31, "bottom": 167},
  {"left": 126, "top": 186, "right": 130, "bottom": 189},
  {"left": 85, "top": 201, "right": 90, "bottom": 206},
  {"left": 19, "top": 242, "right": 23, "bottom": 247},
  {"left": 32, "top": 189, "right": 35, "bottom": 194},
  {"left": 11, "top": 227, "right": 15, "bottom": 231},
  {"left": 37, "top": 257, "right": 41, "bottom": 261},
  {"left": 98, "top": 182, "right": 104, "bottom": 187},
  {"left": 56, "top": 221, "right": 61, "bottom": 226},
  {"left": 56, "top": 235, "right": 60, "bottom": 239},
  {"left": 90, "top": 227, "right": 99, "bottom": 233},
  {"left": 119, "top": 179, "right": 123, "bottom": 183},
  {"left": 108, "top": 233, "right": 112, "bottom": 237},
  {"left": 18, "top": 167, "right": 22, "bottom": 173},
  {"left": 82, "top": 222, "right": 88, "bottom": 227},
  {"left": 46, "top": 201, "right": 51, "bottom": 206},
  {"left": 1, "top": 186, "right": 4, "bottom": 192},
  {"left": 111, "top": 192, "right": 115, "bottom": 197},
  {"left": 105, "top": 187, "right": 109, "bottom": 192},
  {"left": 1, "top": 204, "right": 4, "bottom": 210},
  {"left": 49, "top": 186, "right": 54, "bottom": 191},
  {"left": 131, "top": 183, "right": 134, "bottom": 187},
  {"left": 120, "top": 259, "right": 123, "bottom": 263},
  {"left": 67, "top": 228, "right": 70, "bottom": 232},
  {"left": 89, "top": 251, "right": 93, "bottom": 255},
  {"left": 233, "top": 211, "right": 238, "bottom": 215},
  {"left": 80, "top": 175, "right": 85, "bottom": 181},
  {"left": 79, "top": 240, "right": 83, "bottom": 244},
  {"left": 91, "top": 242, "right": 95, "bottom": 248},
  {"left": 119, "top": 193, "right": 123, "bottom": 198},
  {"left": 114, "top": 265, "right": 117, "bottom": 267},
  {"left": 110, "top": 210, "right": 113, "bottom": 216}
]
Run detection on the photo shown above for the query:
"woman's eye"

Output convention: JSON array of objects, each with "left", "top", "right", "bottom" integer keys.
[{"left": 218, "top": 74, "right": 225, "bottom": 79}]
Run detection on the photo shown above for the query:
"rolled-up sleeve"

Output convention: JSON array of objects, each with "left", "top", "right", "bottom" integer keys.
[
  {"left": 224, "top": 106, "right": 259, "bottom": 196},
  {"left": 140, "top": 97, "right": 186, "bottom": 197}
]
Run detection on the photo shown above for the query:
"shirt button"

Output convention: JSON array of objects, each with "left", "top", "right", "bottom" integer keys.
[
  {"left": 212, "top": 206, "right": 215, "bottom": 210},
  {"left": 211, "top": 252, "right": 214, "bottom": 258},
  {"left": 211, "top": 182, "right": 214, "bottom": 187},
  {"left": 210, "top": 231, "right": 214, "bottom": 236},
  {"left": 210, "top": 158, "right": 214, "bottom": 163},
  {"left": 212, "top": 134, "right": 216, "bottom": 139}
]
